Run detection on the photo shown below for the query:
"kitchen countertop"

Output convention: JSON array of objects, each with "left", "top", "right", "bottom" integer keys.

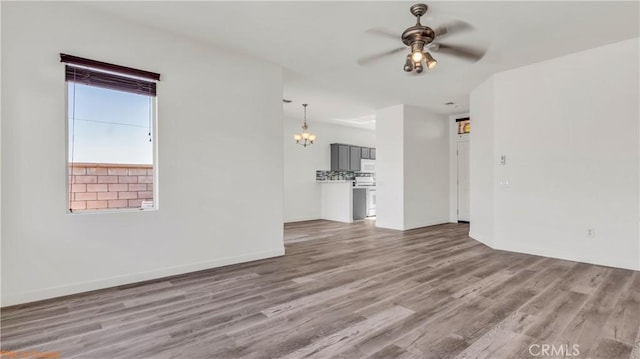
[{"left": 316, "top": 180, "right": 354, "bottom": 183}]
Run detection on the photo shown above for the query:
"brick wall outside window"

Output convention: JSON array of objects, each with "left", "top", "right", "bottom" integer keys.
[{"left": 68, "top": 163, "right": 153, "bottom": 211}]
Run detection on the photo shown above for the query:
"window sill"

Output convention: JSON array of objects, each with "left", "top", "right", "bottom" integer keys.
[{"left": 67, "top": 207, "right": 158, "bottom": 215}]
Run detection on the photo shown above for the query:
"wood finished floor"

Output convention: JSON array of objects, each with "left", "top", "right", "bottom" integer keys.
[{"left": 1, "top": 220, "right": 639, "bottom": 359}]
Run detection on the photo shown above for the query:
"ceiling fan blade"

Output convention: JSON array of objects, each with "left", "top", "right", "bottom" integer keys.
[
  {"left": 434, "top": 20, "right": 474, "bottom": 39},
  {"left": 431, "top": 43, "right": 486, "bottom": 62},
  {"left": 357, "top": 47, "right": 406, "bottom": 66},
  {"left": 364, "top": 28, "right": 400, "bottom": 41}
]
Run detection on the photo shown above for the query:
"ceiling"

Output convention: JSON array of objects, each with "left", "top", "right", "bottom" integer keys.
[{"left": 85, "top": 1, "right": 639, "bottom": 128}]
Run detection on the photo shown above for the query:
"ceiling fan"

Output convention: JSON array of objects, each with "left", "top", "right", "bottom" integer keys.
[{"left": 358, "top": 3, "right": 486, "bottom": 73}]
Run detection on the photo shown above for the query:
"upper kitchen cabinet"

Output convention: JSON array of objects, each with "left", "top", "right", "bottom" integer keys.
[
  {"left": 331, "top": 143, "right": 375, "bottom": 171},
  {"left": 349, "top": 146, "right": 361, "bottom": 171},
  {"left": 331, "top": 144, "right": 351, "bottom": 171}
]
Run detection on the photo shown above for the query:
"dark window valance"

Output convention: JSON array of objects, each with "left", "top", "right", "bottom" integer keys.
[
  {"left": 60, "top": 54, "right": 160, "bottom": 80},
  {"left": 61, "top": 54, "right": 159, "bottom": 96},
  {"left": 65, "top": 66, "right": 156, "bottom": 96}
]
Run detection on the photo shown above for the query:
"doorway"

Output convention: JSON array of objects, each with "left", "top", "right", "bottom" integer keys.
[{"left": 457, "top": 140, "right": 470, "bottom": 222}]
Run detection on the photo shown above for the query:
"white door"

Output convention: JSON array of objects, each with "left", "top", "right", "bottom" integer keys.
[{"left": 457, "top": 141, "right": 470, "bottom": 222}]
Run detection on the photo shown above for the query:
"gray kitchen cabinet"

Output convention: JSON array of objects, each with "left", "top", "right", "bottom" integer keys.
[
  {"left": 353, "top": 188, "right": 366, "bottom": 220},
  {"left": 331, "top": 144, "right": 351, "bottom": 171},
  {"left": 350, "top": 146, "right": 361, "bottom": 171},
  {"left": 331, "top": 143, "right": 371, "bottom": 171}
]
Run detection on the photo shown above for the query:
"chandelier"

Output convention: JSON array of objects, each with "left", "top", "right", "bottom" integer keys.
[{"left": 293, "top": 103, "right": 316, "bottom": 147}]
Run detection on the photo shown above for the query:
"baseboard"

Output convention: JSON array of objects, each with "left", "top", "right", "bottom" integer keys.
[
  {"left": 403, "top": 219, "right": 450, "bottom": 231},
  {"left": 1, "top": 247, "right": 285, "bottom": 307},
  {"left": 466, "top": 232, "right": 638, "bottom": 271},
  {"left": 493, "top": 243, "right": 640, "bottom": 272},
  {"left": 320, "top": 216, "right": 353, "bottom": 223},
  {"left": 375, "top": 221, "right": 404, "bottom": 231},
  {"left": 468, "top": 231, "right": 494, "bottom": 248},
  {"left": 284, "top": 217, "right": 321, "bottom": 224}
]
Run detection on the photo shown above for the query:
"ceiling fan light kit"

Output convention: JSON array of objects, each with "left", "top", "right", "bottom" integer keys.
[
  {"left": 424, "top": 52, "right": 437, "bottom": 69},
  {"left": 357, "top": 3, "right": 486, "bottom": 74}
]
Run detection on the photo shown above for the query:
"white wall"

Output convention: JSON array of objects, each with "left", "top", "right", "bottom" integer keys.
[
  {"left": 1, "top": 2, "right": 284, "bottom": 305},
  {"left": 375, "top": 105, "right": 405, "bottom": 230},
  {"left": 469, "top": 78, "right": 495, "bottom": 247},
  {"left": 283, "top": 117, "right": 375, "bottom": 222},
  {"left": 470, "top": 38, "right": 639, "bottom": 270},
  {"left": 376, "top": 105, "right": 449, "bottom": 230},
  {"left": 403, "top": 105, "right": 449, "bottom": 229}
]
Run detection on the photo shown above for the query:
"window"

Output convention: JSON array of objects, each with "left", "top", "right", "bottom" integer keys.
[{"left": 62, "top": 54, "right": 160, "bottom": 213}]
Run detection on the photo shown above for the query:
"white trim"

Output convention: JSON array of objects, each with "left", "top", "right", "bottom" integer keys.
[
  {"left": 403, "top": 220, "right": 450, "bottom": 231},
  {"left": 449, "top": 113, "right": 470, "bottom": 223},
  {"left": 467, "top": 232, "right": 639, "bottom": 271},
  {"left": 492, "top": 243, "right": 640, "bottom": 272},
  {"left": 468, "top": 231, "right": 493, "bottom": 248},
  {"left": 284, "top": 217, "right": 321, "bottom": 224},
  {"left": 1, "top": 247, "right": 285, "bottom": 307}
]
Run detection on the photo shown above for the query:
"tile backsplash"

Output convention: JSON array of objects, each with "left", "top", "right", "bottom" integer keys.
[{"left": 316, "top": 170, "right": 374, "bottom": 181}]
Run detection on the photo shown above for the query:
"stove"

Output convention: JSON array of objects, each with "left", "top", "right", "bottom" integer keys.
[
  {"left": 354, "top": 176, "right": 376, "bottom": 188},
  {"left": 354, "top": 176, "right": 376, "bottom": 217}
]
